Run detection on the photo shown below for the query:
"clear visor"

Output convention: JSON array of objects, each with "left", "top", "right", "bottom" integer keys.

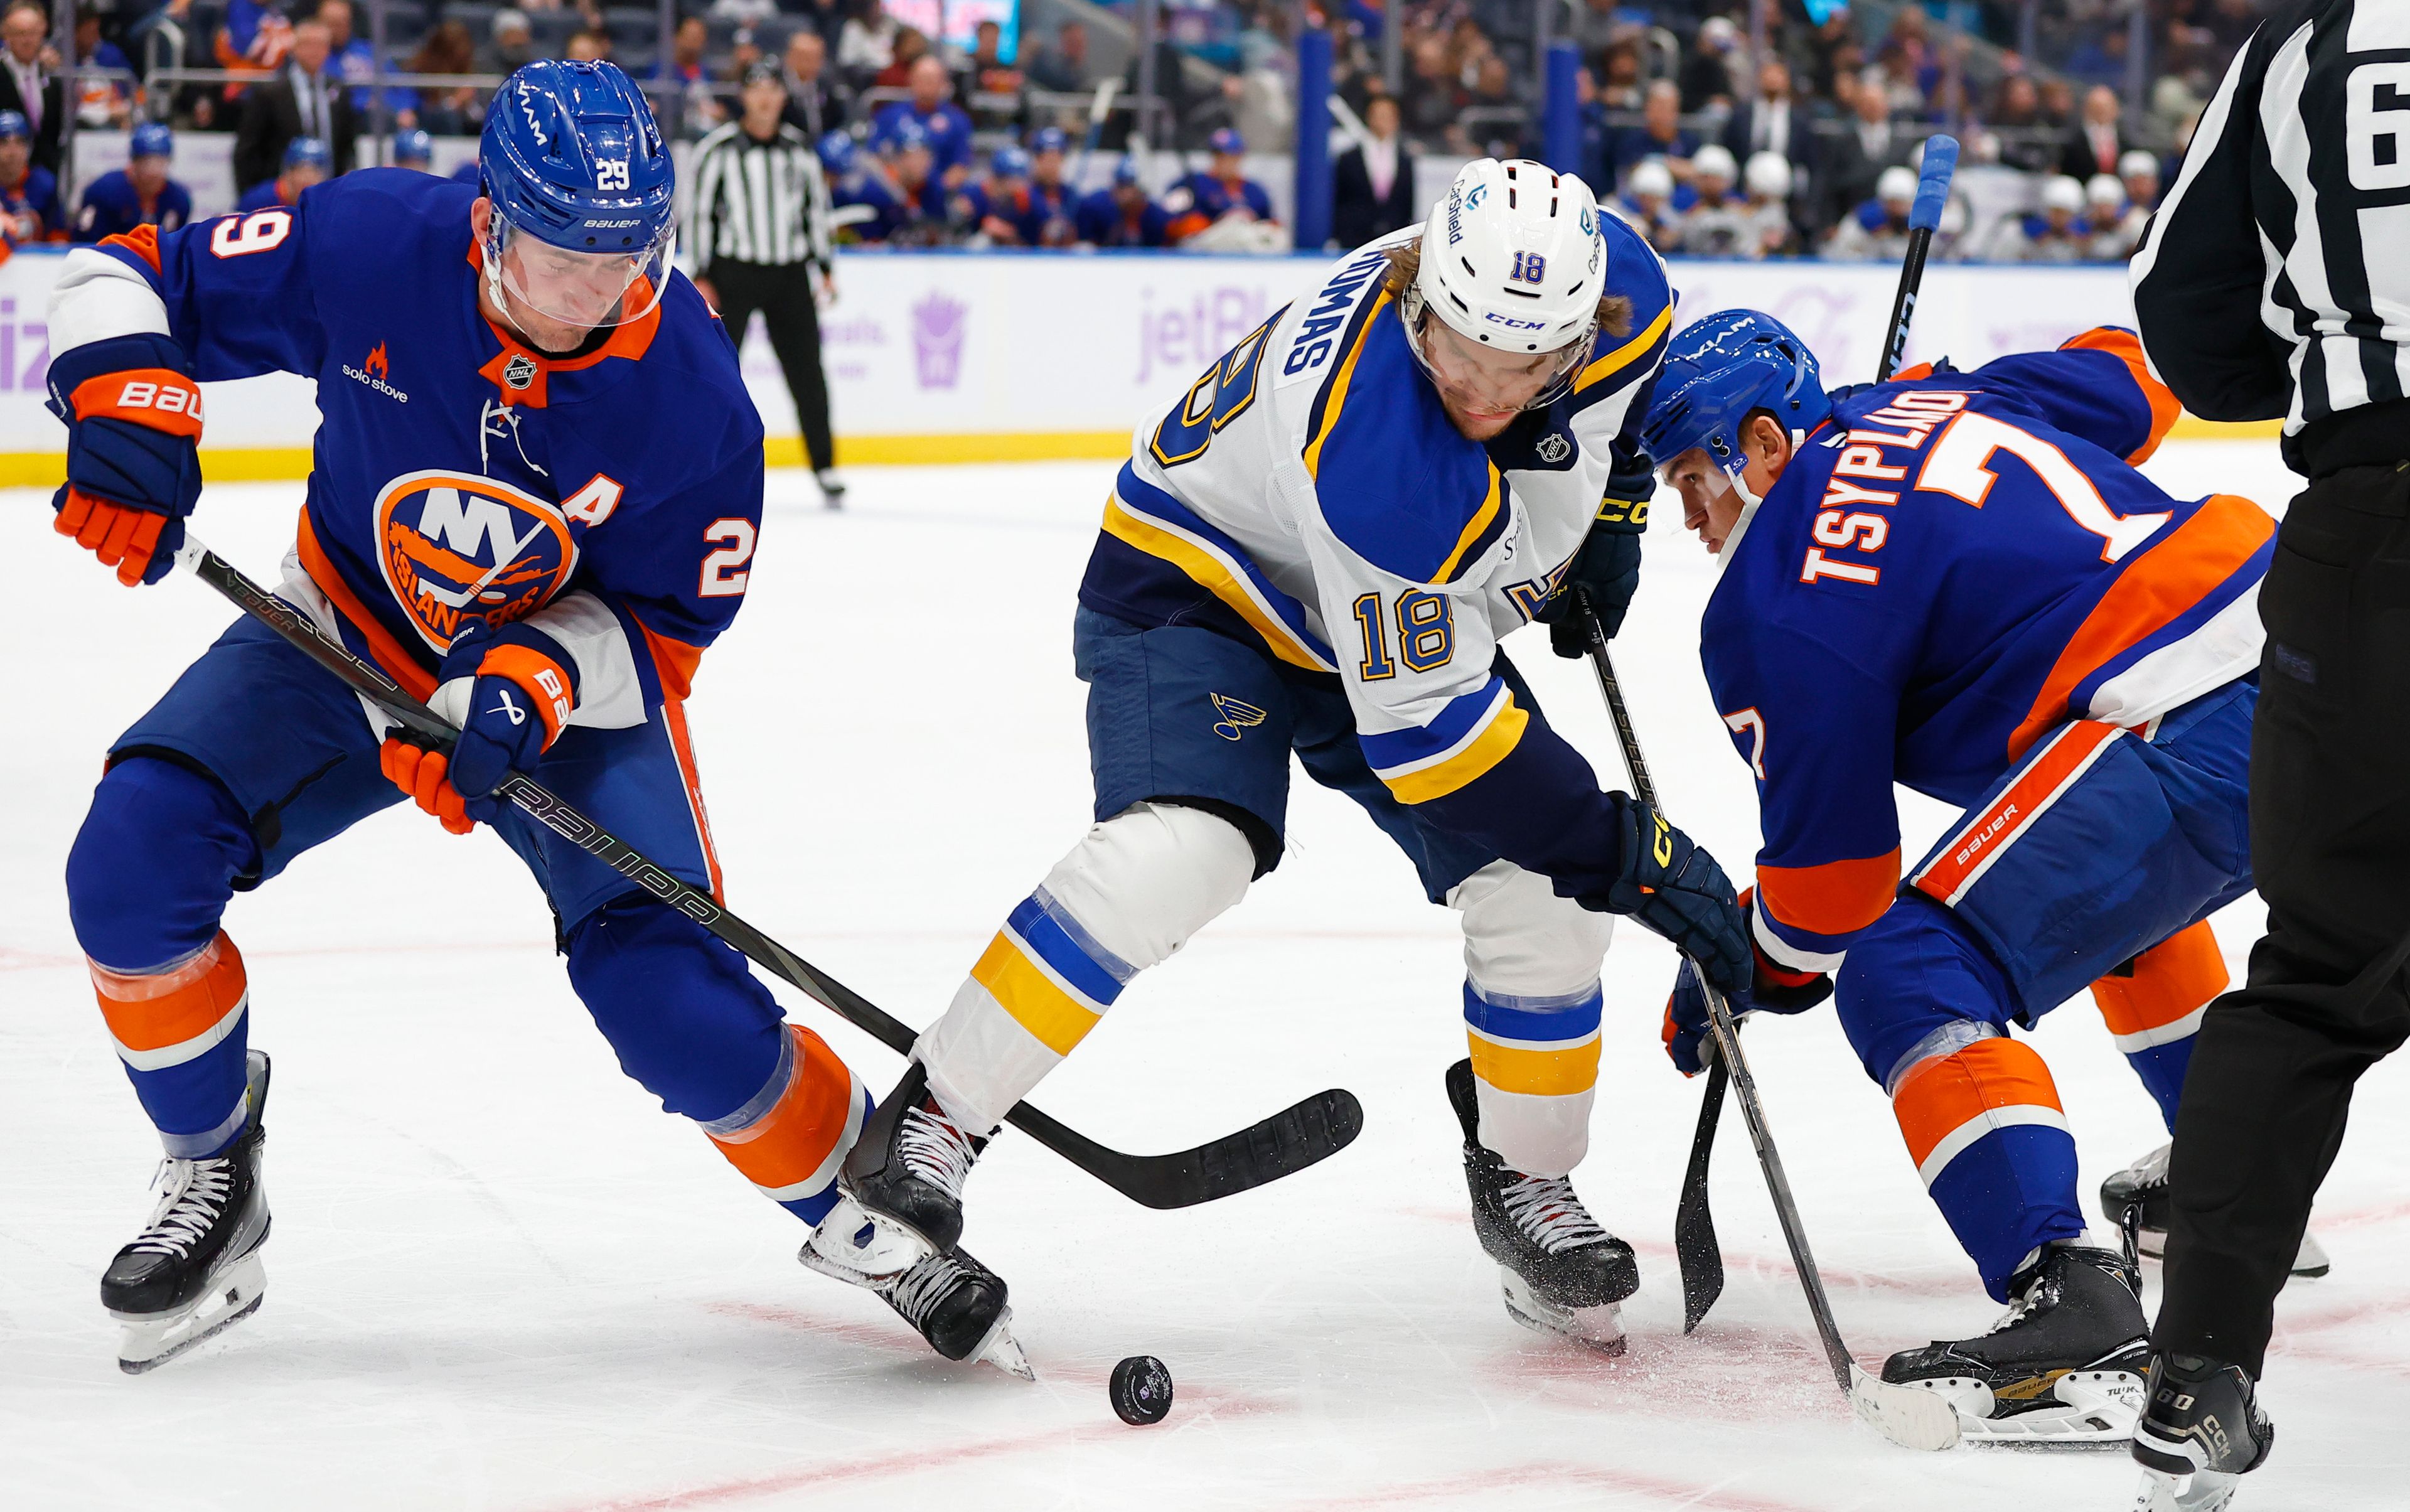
[
  {"left": 1401, "top": 291, "right": 1593, "bottom": 416},
  {"left": 487, "top": 213, "right": 675, "bottom": 332}
]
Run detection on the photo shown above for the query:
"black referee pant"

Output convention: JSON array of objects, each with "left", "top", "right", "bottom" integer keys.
[
  {"left": 2156, "top": 453, "right": 2410, "bottom": 1378},
  {"left": 710, "top": 259, "right": 835, "bottom": 474}
]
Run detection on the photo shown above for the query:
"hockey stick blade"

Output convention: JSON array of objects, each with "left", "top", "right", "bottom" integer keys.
[
  {"left": 1850, "top": 1364, "right": 1963, "bottom": 1451},
  {"left": 175, "top": 542, "right": 1364, "bottom": 1211},
  {"left": 1010, "top": 1087, "right": 1364, "bottom": 1210},
  {"left": 1674, "top": 1058, "right": 1728, "bottom": 1332}
]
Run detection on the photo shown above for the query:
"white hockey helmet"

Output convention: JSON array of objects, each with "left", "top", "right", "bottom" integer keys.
[
  {"left": 2086, "top": 172, "right": 2125, "bottom": 210},
  {"left": 2041, "top": 173, "right": 2086, "bottom": 213},
  {"left": 1876, "top": 165, "right": 1917, "bottom": 206},
  {"left": 1743, "top": 150, "right": 1791, "bottom": 200},
  {"left": 1693, "top": 143, "right": 1738, "bottom": 188},
  {"left": 1628, "top": 158, "right": 1674, "bottom": 201},
  {"left": 1405, "top": 158, "right": 1605, "bottom": 407}
]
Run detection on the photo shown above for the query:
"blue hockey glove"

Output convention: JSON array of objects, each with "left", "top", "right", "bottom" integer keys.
[
  {"left": 1537, "top": 498, "right": 1646, "bottom": 657},
  {"left": 1599, "top": 796, "right": 1751, "bottom": 992},
  {"left": 1662, "top": 897, "right": 1835, "bottom": 1075},
  {"left": 45, "top": 333, "right": 206, "bottom": 587},
  {"left": 382, "top": 621, "right": 579, "bottom": 831}
]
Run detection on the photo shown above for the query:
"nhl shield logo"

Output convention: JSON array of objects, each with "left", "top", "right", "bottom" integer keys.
[
  {"left": 502, "top": 353, "right": 539, "bottom": 390},
  {"left": 373, "top": 469, "right": 579, "bottom": 651},
  {"left": 1536, "top": 432, "right": 1572, "bottom": 463}
]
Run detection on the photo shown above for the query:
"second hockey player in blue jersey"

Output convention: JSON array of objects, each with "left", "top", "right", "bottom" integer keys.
[
  {"left": 1646, "top": 310, "right": 2286, "bottom": 1443},
  {"left": 46, "top": 60, "right": 1023, "bottom": 1378}
]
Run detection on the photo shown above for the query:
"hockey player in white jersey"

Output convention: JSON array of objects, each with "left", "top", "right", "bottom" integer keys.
[{"left": 807, "top": 160, "right": 1752, "bottom": 1353}]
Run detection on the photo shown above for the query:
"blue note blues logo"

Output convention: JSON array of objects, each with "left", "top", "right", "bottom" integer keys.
[{"left": 1209, "top": 693, "right": 1267, "bottom": 741}]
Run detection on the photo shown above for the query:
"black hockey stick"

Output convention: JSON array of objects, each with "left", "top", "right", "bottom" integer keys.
[
  {"left": 1562, "top": 586, "right": 1728, "bottom": 1333},
  {"left": 1565, "top": 598, "right": 1955, "bottom": 1449},
  {"left": 1637, "top": 133, "right": 1965, "bottom": 1337},
  {"left": 173, "top": 541, "right": 1363, "bottom": 1211}
]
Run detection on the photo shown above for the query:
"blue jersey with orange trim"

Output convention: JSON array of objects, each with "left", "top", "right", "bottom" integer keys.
[
  {"left": 1164, "top": 172, "right": 1277, "bottom": 241},
  {"left": 50, "top": 168, "right": 765, "bottom": 726},
  {"left": 1700, "top": 330, "right": 2274, "bottom": 973},
  {"left": 1077, "top": 218, "right": 1677, "bottom": 898},
  {"left": 73, "top": 169, "right": 193, "bottom": 244}
]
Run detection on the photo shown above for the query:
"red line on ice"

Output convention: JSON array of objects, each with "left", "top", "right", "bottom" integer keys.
[{"left": 1275, "top": 1461, "right": 1834, "bottom": 1511}]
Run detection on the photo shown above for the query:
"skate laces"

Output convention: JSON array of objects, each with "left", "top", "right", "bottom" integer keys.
[
  {"left": 1501, "top": 1174, "right": 1610, "bottom": 1253},
  {"left": 884, "top": 1253, "right": 973, "bottom": 1327},
  {"left": 129, "top": 1158, "right": 234, "bottom": 1259},
  {"left": 897, "top": 1103, "right": 981, "bottom": 1201}
]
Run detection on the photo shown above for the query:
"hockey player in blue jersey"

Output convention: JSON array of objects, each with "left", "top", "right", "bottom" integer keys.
[
  {"left": 0, "top": 109, "right": 60, "bottom": 241},
  {"left": 45, "top": 60, "right": 1023, "bottom": 1377},
  {"left": 817, "top": 129, "right": 903, "bottom": 244},
  {"left": 234, "top": 136, "right": 330, "bottom": 213},
  {"left": 1074, "top": 158, "right": 1170, "bottom": 249},
  {"left": 808, "top": 161, "right": 1752, "bottom": 1356},
  {"left": 1646, "top": 311, "right": 2279, "bottom": 1442},
  {"left": 73, "top": 122, "right": 193, "bottom": 243}
]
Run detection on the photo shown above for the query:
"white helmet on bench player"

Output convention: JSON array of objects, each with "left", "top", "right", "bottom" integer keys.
[{"left": 1403, "top": 158, "right": 1605, "bottom": 410}]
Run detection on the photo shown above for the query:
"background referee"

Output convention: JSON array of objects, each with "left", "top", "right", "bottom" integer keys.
[
  {"left": 2129, "top": 1, "right": 2410, "bottom": 1503},
  {"left": 692, "top": 63, "right": 844, "bottom": 507}
]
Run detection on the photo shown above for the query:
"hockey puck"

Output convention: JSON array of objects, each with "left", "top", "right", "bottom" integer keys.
[{"left": 1109, "top": 1354, "right": 1173, "bottom": 1425}]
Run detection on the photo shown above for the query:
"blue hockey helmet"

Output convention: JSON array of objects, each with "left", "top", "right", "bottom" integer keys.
[
  {"left": 478, "top": 60, "right": 676, "bottom": 331},
  {"left": 1208, "top": 126, "right": 1244, "bottom": 157},
  {"left": 817, "top": 129, "right": 856, "bottom": 174},
  {"left": 1111, "top": 156, "right": 1143, "bottom": 187},
  {"left": 129, "top": 121, "right": 174, "bottom": 161},
  {"left": 284, "top": 136, "right": 332, "bottom": 173},
  {"left": 1641, "top": 309, "right": 1833, "bottom": 481},
  {"left": 880, "top": 115, "right": 930, "bottom": 156},
  {"left": 0, "top": 110, "right": 27, "bottom": 142},
  {"left": 1031, "top": 125, "right": 1068, "bottom": 156},
  {"left": 990, "top": 144, "right": 1031, "bottom": 180},
  {"left": 394, "top": 127, "right": 434, "bottom": 166}
]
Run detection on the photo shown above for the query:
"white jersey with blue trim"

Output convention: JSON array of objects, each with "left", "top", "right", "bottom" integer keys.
[
  {"left": 1093, "top": 221, "right": 1670, "bottom": 756},
  {"left": 1078, "top": 218, "right": 1673, "bottom": 887}
]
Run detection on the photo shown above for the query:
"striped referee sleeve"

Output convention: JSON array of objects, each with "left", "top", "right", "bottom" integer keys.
[{"left": 2129, "top": 24, "right": 2291, "bottom": 424}]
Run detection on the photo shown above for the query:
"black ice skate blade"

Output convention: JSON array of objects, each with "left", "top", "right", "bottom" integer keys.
[{"left": 115, "top": 1291, "right": 264, "bottom": 1375}]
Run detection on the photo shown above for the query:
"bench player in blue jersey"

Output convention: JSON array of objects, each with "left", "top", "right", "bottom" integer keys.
[
  {"left": 805, "top": 161, "right": 1753, "bottom": 1357},
  {"left": 45, "top": 60, "right": 1023, "bottom": 1376},
  {"left": 1646, "top": 311, "right": 2284, "bottom": 1442},
  {"left": 73, "top": 122, "right": 194, "bottom": 244}
]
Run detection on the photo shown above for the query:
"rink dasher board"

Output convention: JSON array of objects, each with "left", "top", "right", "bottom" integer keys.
[{"left": 0, "top": 248, "right": 2182, "bottom": 483}]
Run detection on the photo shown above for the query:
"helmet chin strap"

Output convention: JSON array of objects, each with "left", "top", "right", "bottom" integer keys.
[{"left": 1708, "top": 429, "right": 1801, "bottom": 575}]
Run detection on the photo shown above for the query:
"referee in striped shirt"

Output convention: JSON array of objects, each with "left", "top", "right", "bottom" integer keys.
[
  {"left": 692, "top": 63, "right": 844, "bottom": 505},
  {"left": 2128, "top": 2, "right": 2407, "bottom": 1501}
]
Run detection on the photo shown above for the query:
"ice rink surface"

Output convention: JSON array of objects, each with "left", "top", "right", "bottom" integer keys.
[{"left": 4, "top": 443, "right": 2405, "bottom": 1510}]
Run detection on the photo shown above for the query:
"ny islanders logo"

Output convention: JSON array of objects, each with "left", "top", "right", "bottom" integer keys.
[{"left": 373, "top": 470, "right": 578, "bottom": 650}]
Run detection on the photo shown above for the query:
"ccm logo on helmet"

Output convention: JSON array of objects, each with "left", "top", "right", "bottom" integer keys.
[{"left": 1484, "top": 313, "right": 1546, "bottom": 330}]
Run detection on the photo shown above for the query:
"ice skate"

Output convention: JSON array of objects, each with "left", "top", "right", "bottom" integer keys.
[
  {"left": 1446, "top": 1059, "right": 1636, "bottom": 1354},
  {"left": 800, "top": 1236, "right": 1032, "bottom": 1378},
  {"left": 817, "top": 1061, "right": 988, "bottom": 1280},
  {"left": 103, "top": 1051, "right": 272, "bottom": 1374},
  {"left": 815, "top": 469, "right": 847, "bottom": 508},
  {"left": 1881, "top": 1243, "right": 2148, "bottom": 1442},
  {"left": 2102, "top": 1143, "right": 2330, "bottom": 1278},
  {"left": 2131, "top": 1353, "right": 2271, "bottom": 1511}
]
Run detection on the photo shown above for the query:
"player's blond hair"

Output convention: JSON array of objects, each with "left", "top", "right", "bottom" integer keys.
[{"left": 1381, "top": 245, "right": 1634, "bottom": 341}]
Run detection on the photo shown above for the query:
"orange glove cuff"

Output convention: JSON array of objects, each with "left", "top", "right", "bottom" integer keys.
[
  {"left": 70, "top": 369, "right": 206, "bottom": 437},
  {"left": 476, "top": 643, "right": 576, "bottom": 747}
]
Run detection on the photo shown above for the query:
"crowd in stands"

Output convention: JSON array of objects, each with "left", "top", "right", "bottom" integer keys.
[{"left": 0, "top": 1, "right": 2276, "bottom": 261}]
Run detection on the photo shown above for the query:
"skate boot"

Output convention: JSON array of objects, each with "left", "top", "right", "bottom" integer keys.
[
  {"left": 102, "top": 1051, "right": 272, "bottom": 1373},
  {"left": 1445, "top": 1058, "right": 1637, "bottom": 1354},
  {"left": 800, "top": 1238, "right": 1033, "bottom": 1378},
  {"left": 2131, "top": 1353, "right": 2272, "bottom": 1511},
  {"left": 1880, "top": 1242, "right": 2149, "bottom": 1442},
  {"left": 815, "top": 469, "right": 847, "bottom": 508},
  {"left": 809, "top": 1061, "right": 988, "bottom": 1280},
  {"left": 2102, "top": 1143, "right": 2330, "bottom": 1279}
]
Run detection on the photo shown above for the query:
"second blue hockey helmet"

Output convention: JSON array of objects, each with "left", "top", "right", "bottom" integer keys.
[
  {"left": 130, "top": 121, "right": 174, "bottom": 161},
  {"left": 478, "top": 60, "right": 677, "bottom": 330},
  {"left": 0, "top": 110, "right": 27, "bottom": 142},
  {"left": 818, "top": 129, "right": 857, "bottom": 174},
  {"left": 1641, "top": 309, "right": 1833, "bottom": 480},
  {"left": 284, "top": 136, "right": 332, "bottom": 173},
  {"left": 990, "top": 144, "right": 1031, "bottom": 180},
  {"left": 394, "top": 127, "right": 434, "bottom": 166}
]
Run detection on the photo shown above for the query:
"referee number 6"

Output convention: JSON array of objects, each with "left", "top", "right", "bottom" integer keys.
[
  {"left": 2346, "top": 62, "right": 2410, "bottom": 193},
  {"left": 209, "top": 209, "right": 293, "bottom": 259}
]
